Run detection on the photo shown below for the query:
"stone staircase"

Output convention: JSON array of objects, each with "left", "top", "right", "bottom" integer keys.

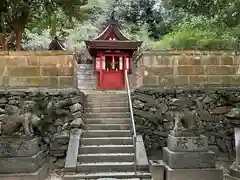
[
  {"left": 64, "top": 93, "right": 151, "bottom": 180},
  {"left": 77, "top": 64, "right": 96, "bottom": 93}
]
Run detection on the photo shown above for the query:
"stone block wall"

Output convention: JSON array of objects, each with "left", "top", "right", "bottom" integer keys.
[
  {"left": 135, "top": 51, "right": 240, "bottom": 87},
  {"left": 132, "top": 51, "right": 240, "bottom": 158},
  {"left": 0, "top": 51, "right": 77, "bottom": 87}
]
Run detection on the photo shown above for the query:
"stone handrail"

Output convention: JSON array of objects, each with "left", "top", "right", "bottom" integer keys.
[{"left": 64, "top": 129, "right": 81, "bottom": 171}]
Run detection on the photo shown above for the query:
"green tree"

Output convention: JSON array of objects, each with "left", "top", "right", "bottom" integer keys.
[
  {"left": 162, "top": 0, "right": 240, "bottom": 27},
  {"left": 112, "top": 0, "right": 168, "bottom": 39},
  {"left": 1, "top": 0, "right": 88, "bottom": 51}
]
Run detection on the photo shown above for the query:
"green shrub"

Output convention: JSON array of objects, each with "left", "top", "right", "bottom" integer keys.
[{"left": 153, "top": 16, "right": 238, "bottom": 51}]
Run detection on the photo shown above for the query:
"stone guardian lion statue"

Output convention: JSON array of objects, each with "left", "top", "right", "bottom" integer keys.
[{"left": 0, "top": 101, "right": 42, "bottom": 136}]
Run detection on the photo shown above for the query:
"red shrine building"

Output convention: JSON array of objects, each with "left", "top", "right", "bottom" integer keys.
[{"left": 85, "top": 17, "right": 142, "bottom": 90}]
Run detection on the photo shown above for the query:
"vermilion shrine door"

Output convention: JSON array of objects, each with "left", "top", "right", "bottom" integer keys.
[{"left": 97, "top": 55, "right": 125, "bottom": 90}]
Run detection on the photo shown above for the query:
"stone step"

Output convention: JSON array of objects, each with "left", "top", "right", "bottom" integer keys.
[
  {"left": 78, "top": 153, "right": 134, "bottom": 163},
  {"left": 76, "top": 162, "right": 135, "bottom": 173},
  {"left": 77, "top": 70, "right": 94, "bottom": 75},
  {"left": 88, "top": 90, "right": 127, "bottom": 94},
  {"left": 82, "top": 130, "right": 132, "bottom": 138},
  {"left": 78, "top": 85, "right": 96, "bottom": 89},
  {"left": 87, "top": 99, "right": 128, "bottom": 104},
  {"left": 77, "top": 85, "right": 96, "bottom": 89},
  {"left": 84, "top": 124, "right": 131, "bottom": 130},
  {"left": 78, "top": 86, "right": 96, "bottom": 89},
  {"left": 78, "top": 86, "right": 96, "bottom": 90},
  {"left": 78, "top": 80, "right": 96, "bottom": 85},
  {"left": 77, "top": 75, "right": 97, "bottom": 82},
  {"left": 77, "top": 73, "right": 96, "bottom": 77},
  {"left": 80, "top": 145, "right": 134, "bottom": 154},
  {"left": 64, "top": 171, "right": 152, "bottom": 180},
  {"left": 87, "top": 101, "right": 129, "bottom": 105},
  {"left": 81, "top": 90, "right": 97, "bottom": 95},
  {"left": 77, "top": 69, "right": 93, "bottom": 72},
  {"left": 78, "top": 89, "right": 96, "bottom": 92},
  {"left": 77, "top": 73, "right": 95, "bottom": 76},
  {"left": 86, "top": 112, "right": 130, "bottom": 118},
  {"left": 85, "top": 107, "right": 129, "bottom": 113},
  {"left": 77, "top": 64, "right": 93, "bottom": 69},
  {"left": 81, "top": 137, "right": 133, "bottom": 146},
  {"left": 87, "top": 96, "right": 128, "bottom": 101},
  {"left": 84, "top": 118, "right": 131, "bottom": 124},
  {"left": 87, "top": 93, "right": 127, "bottom": 98},
  {"left": 87, "top": 102, "right": 129, "bottom": 108},
  {"left": 77, "top": 70, "right": 95, "bottom": 74}
]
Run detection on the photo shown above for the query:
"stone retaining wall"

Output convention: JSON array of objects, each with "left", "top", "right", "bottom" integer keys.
[
  {"left": 0, "top": 88, "right": 86, "bottom": 167},
  {"left": 135, "top": 51, "right": 240, "bottom": 88},
  {"left": 0, "top": 51, "right": 77, "bottom": 87},
  {"left": 133, "top": 87, "right": 240, "bottom": 158}
]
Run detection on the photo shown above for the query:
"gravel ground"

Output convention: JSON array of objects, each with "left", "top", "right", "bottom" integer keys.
[{"left": 45, "top": 168, "right": 63, "bottom": 180}]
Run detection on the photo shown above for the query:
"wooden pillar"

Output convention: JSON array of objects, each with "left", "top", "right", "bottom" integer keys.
[
  {"left": 123, "top": 55, "right": 126, "bottom": 86},
  {"left": 123, "top": 56, "right": 126, "bottom": 71},
  {"left": 112, "top": 55, "right": 115, "bottom": 70}
]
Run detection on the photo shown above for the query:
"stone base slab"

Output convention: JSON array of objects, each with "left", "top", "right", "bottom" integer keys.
[
  {"left": 167, "top": 134, "right": 208, "bottom": 152},
  {"left": 0, "top": 136, "right": 40, "bottom": 157},
  {"left": 164, "top": 163, "right": 223, "bottom": 180},
  {"left": 0, "top": 150, "right": 49, "bottom": 173},
  {"left": 149, "top": 160, "right": 164, "bottom": 180},
  {"left": 162, "top": 147, "right": 216, "bottom": 169},
  {"left": 0, "top": 160, "right": 49, "bottom": 180}
]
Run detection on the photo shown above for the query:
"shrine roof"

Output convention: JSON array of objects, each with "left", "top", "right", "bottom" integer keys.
[
  {"left": 85, "top": 40, "right": 142, "bottom": 50},
  {"left": 85, "top": 13, "right": 142, "bottom": 51},
  {"left": 93, "top": 19, "right": 130, "bottom": 41}
]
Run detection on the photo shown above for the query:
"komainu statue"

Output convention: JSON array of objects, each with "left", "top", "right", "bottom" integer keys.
[
  {"left": 0, "top": 101, "right": 42, "bottom": 136},
  {"left": 171, "top": 110, "right": 200, "bottom": 137}
]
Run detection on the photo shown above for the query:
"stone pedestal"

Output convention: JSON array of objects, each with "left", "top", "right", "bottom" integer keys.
[
  {"left": 162, "top": 134, "right": 223, "bottom": 180},
  {"left": 0, "top": 136, "right": 49, "bottom": 180}
]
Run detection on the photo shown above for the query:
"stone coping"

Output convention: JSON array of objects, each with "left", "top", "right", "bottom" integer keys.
[
  {"left": 0, "top": 136, "right": 36, "bottom": 140},
  {"left": 2, "top": 50, "right": 238, "bottom": 57},
  {"left": 0, "top": 50, "right": 73, "bottom": 56},
  {"left": 142, "top": 50, "right": 238, "bottom": 55},
  {"left": 0, "top": 87, "right": 81, "bottom": 92},
  {"left": 135, "top": 85, "right": 240, "bottom": 94},
  {"left": 132, "top": 50, "right": 239, "bottom": 62}
]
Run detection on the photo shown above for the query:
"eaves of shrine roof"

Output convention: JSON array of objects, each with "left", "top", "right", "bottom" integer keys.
[{"left": 85, "top": 40, "right": 142, "bottom": 50}]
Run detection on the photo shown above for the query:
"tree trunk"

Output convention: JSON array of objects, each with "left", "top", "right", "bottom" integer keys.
[
  {"left": 16, "top": 29, "right": 23, "bottom": 51},
  {"left": 4, "top": 31, "right": 15, "bottom": 51}
]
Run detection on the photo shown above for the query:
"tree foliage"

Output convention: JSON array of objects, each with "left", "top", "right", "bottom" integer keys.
[
  {"left": 3, "top": 0, "right": 238, "bottom": 51},
  {"left": 1, "top": 0, "right": 88, "bottom": 50},
  {"left": 112, "top": 0, "right": 168, "bottom": 39},
  {"left": 163, "top": 0, "right": 240, "bottom": 27}
]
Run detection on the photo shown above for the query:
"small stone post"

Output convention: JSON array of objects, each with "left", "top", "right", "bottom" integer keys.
[
  {"left": 235, "top": 128, "right": 240, "bottom": 166},
  {"left": 226, "top": 128, "right": 240, "bottom": 180}
]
